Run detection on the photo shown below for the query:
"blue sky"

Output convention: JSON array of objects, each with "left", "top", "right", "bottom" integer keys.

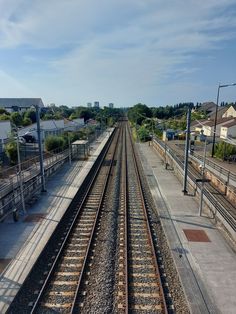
[{"left": 0, "top": 0, "right": 236, "bottom": 107}]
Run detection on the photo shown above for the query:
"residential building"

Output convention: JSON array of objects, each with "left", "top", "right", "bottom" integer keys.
[
  {"left": 207, "top": 106, "right": 228, "bottom": 120},
  {"left": 87, "top": 102, "right": 92, "bottom": 108},
  {"left": 94, "top": 101, "right": 99, "bottom": 108},
  {"left": 18, "top": 118, "right": 84, "bottom": 139},
  {"left": 191, "top": 119, "right": 210, "bottom": 133},
  {"left": 222, "top": 104, "right": 236, "bottom": 118},
  {"left": 109, "top": 103, "right": 114, "bottom": 108},
  {"left": 0, "top": 121, "right": 11, "bottom": 140},
  {"left": 202, "top": 117, "right": 235, "bottom": 136},
  {"left": 220, "top": 119, "right": 236, "bottom": 139},
  {"left": 0, "top": 98, "right": 44, "bottom": 113}
]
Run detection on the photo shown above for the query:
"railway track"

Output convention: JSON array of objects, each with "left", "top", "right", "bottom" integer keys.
[
  {"left": 8, "top": 124, "right": 183, "bottom": 313},
  {"left": 116, "top": 125, "right": 168, "bottom": 313},
  {"left": 30, "top": 129, "right": 120, "bottom": 313}
]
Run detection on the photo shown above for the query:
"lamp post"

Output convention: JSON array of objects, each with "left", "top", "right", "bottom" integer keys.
[
  {"left": 199, "top": 139, "right": 207, "bottom": 216},
  {"left": 34, "top": 104, "right": 46, "bottom": 192},
  {"left": 211, "top": 83, "right": 236, "bottom": 157},
  {"left": 182, "top": 105, "right": 191, "bottom": 194},
  {"left": 15, "top": 130, "right": 26, "bottom": 213}
]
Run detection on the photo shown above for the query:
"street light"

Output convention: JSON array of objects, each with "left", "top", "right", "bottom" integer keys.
[
  {"left": 13, "top": 128, "right": 26, "bottom": 214},
  {"left": 33, "top": 104, "right": 46, "bottom": 192},
  {"left": 211, "top": 83, "right": 236, "bottom": 157}
]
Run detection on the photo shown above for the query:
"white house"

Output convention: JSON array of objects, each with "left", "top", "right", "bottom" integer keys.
[
  {"left": 0, "top": 121, "right": 11, "bottom": 140},
  {"left": 222, "top": 105, "right": 236, "bottom": 118},
  {"left": 64, "top": 118, "right": 84, "bottom": 131},
  {"left": 18, "top": 118, "right": 84, "bottom": 139},
  {"left": 220, "top": 119, "right": 236, "bottom": 139},
  {"left": 202, "top": 117, "right": 235, "bottom": 136},
  {"left": 0, "top": 98, "right": 44, "bottom": 113}
]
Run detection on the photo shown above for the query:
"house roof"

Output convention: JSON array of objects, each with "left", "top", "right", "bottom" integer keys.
[
  {"left": 0, "top": 98, "right": 44, "bottom": 109},
  {"left": 199, "top": 102, "right": 216, "bottom": 112},
  {"left": 207, "top": 105, "right": 228, "bottom": 118},
  {"left": 221, "top": 119, "right": 236, "bottom": 128},
  {"left": 203, "top": 117, "right": 234, "bottom": 127},
  {"left": 191, "top": 119, "right": 210, "bottom": 128}
]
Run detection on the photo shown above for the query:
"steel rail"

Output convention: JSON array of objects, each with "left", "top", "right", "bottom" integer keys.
[
  {"left": 127, "top": 126, "right": 168, "bottom": 313},
  {"left": 70, "top": 125, "right": 122, "bottom": 313},
  {"left": 124, "top": 124, "right": 129, "bottom": 314},
  {"left": 30, "top": 128, "right": 118, "bottom": 313}
]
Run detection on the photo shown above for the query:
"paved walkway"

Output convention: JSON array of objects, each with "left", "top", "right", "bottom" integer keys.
[
  {"left": 0, "top": 130, "right": 112, "bottom": 313},
  {"left": 138, "top": 142, "right": 236, "bottom": 314}
]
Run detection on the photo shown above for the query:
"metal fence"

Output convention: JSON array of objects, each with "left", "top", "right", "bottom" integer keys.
[
  {"left": 153, "top": 137, "right": 236, "bottom": 232},
  {"left": 0, "top": 128, "right": 105, "bottom": 221}
]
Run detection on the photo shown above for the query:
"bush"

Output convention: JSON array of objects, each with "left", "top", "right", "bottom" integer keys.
[
  {"left": 22, "top": 117, "right": 32, "bottom": 126},
  {"left": 215, "top": 142, "right": 236, "bottom": 159},
  {"left": 5, "top": 141, "right": 17, "bottom": 164},
  {"left": 137, "top": 125, "right": 151, "bottom": 142},
  {"left": 45, "top": 136, "right": 66, "bottom": 152}
]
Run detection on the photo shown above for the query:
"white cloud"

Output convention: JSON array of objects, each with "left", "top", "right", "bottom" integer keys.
[
  {"left": 0, "top": 0, "right": 236, "bottom": 105},
  {"left": 0, "top": 69, "right": 34, "bottom": 96}
]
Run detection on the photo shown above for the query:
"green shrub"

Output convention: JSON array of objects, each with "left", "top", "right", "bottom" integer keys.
[
  {"left": 5, "top": 141, "right": 17, "bottom": 164},
  {"left": 45, "top": 136, "right": 66, "bottom": 152},
  {"left": 137, "top": 125, "right": 151, "bottom": 142},
  {"left": 215, "top": 141, "right": 236, "bottom": 159}
]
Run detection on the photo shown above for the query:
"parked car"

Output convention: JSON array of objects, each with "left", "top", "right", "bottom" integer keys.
[
  {"left": 22, "top": 134, "right": 36, "bottom": 143},
  {"left": 18, "top": 136, "right": 26, "bottom": 144}
]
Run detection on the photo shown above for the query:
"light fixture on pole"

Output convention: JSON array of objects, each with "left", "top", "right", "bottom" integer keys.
[
  {"left": 33, "top": 104, "right": 46, "bottom": 192},
  {"left": 211, "top": 83, "right": 236, "bottom": 157},
  {"left": 14, "top": 128, "right": 26, "bottom": 214}
]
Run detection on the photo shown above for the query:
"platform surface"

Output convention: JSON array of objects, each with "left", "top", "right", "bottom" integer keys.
[
  {"left": 138, "top": 142, "right": 236, "bottom": 314},
  {"left": 0, "top": 130, "right": 112, "bottom": 313}
]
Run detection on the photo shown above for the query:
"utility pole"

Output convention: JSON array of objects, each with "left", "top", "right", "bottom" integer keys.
[
  {"left": 35, "top": 104, "right": 46, "bottom": 192},
  {"left": 199, "top": 140, "right": 207, "bottom": 216},
  {"left": 16, "top": 132, "right": 26, "bottom": 213},
  {"left": 183, "top": 105, "right": 191, "bottom": 194},
  {"left": 68, "top": 133, "right": 72, "bottom": 165}
]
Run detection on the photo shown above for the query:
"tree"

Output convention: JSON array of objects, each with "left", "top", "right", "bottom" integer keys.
[
  {"left": 10, "top": 112, "right": 23, "bottom": 126},
  {"left": 127, "top": 103, "right": 152, "bottom": 125},
  {"left": 137, "top": 125, "right": 151, "bottom": 142},
  {"left": 0, "top": 114, "right": 10, "bottom": 121},
  {"left": 22, "top": 117, "right": 32, "bottom": 126},
  {"left": 24, "top": 109, "right": 36, "bottom": 123},
  {"left": 5, "top": 141, "right": 17, "bottom": 164},
  {"left": 45, "top": 136, "right": 66, "bottom": 152},
  {"left": 0, "top": 108, "right": 10, "bottom": 115}
]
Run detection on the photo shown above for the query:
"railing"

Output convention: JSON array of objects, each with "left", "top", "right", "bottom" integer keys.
[
  {"left": 152, "top": 137, "right": 236, "bottom": 232},
  {"left": 192, "top": 152, "right": 236, "bottom": 182}
]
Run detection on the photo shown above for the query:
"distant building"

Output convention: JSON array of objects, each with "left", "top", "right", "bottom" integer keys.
[
  {"left": 0, "top": 98, "right": 44, "bottom": 113},
  {"left": 222, "top": 105, "right": 236, "bottom": 118},
  {"left": 87, "top": 102, "right": 92, "bottom": 108},
  {"left": 162, "top": 129, "right": 176, "bottom": 141},
  {"left": 109, "top": 103, "right": 114, "bottom": 109},
  {"left": 220, "top": 119, "right": 236, "bottom": 139},
  {"left": 0, "top": 121, "right": 11, "bottom": 140},
  {"left": 94, "top": 101, "right": 99, "bottom": 108}
]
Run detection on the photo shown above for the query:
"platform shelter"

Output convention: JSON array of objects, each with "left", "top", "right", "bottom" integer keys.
[{"left": 71, "top": 140, "right": 89, "bottom": 160}]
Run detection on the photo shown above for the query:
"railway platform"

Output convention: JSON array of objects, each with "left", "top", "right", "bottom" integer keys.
[
  {"left": 138, "top": 142, "right": 236, "bottom": 314},
  {"left": 0, "top": 129, "right": 113, "bottom": 314}
]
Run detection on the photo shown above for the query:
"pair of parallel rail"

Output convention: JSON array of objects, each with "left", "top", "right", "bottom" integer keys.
[{"left": 8, "top": 123, "right": 168, "bottom": 313}]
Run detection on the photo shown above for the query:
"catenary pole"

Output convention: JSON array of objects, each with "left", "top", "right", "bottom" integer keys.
[{"left": 183, "top": 105, "right": 191, "bottom": 194}]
